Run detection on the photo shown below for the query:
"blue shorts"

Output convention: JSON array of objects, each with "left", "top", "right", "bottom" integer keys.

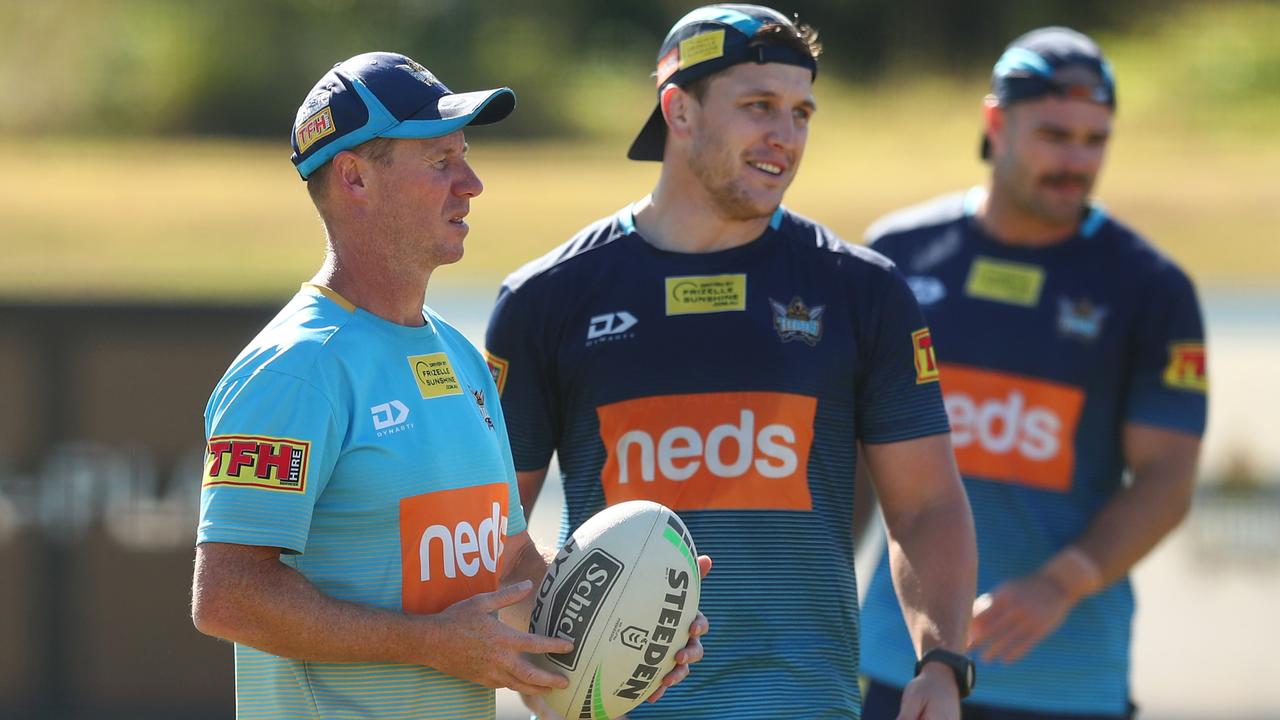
[{"left": 861, "top": 679, "right": 1136, "bottom": 720}]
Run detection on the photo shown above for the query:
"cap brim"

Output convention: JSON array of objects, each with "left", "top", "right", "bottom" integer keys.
[
  {"left": 381, "top": 87, "right": 517, "bottom": 139},
  {"left": 627, "top": 104, "right": 667, "bottom": 161}
]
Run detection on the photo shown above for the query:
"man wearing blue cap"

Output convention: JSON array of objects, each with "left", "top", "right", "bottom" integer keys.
[
  {"left": 858, "top": 28, "right": 1207, "bottom": 720},
  {"left": 190, "top": 52, "right": 707, "bottom": 719},
  {"left": 487, "top": 6, "right": 977, "bottom": 719}
]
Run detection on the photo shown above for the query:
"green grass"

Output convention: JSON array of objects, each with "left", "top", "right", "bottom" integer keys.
[{"left": 2, "top": 88, "right": 1276, "bottom": 303}]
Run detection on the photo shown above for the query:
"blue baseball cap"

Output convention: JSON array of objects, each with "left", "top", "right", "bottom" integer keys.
[
  {"left": 627, "top": 4, "right": 818, "bottom": 161},
  {"left": 982, "top": 27, "right": 1115, "bottom": 159},
  {"left": 290, "top": 52, "right": 516, "bottom": 179}
]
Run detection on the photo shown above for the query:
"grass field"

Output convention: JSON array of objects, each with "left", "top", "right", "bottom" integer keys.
[{"left": 1, "top": 83, "right": 1277, "bottom": 302}]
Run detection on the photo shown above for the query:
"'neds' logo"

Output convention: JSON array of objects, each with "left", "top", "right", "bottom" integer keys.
[
  {"left": 400, "top": 484, "right": 508, "bottom": 615},
  {"left": 941, "top": 365, "right": 1084, "bottom": 492},
  {"left": 597, "top": 392, "right": 816, "bottom": 511}
]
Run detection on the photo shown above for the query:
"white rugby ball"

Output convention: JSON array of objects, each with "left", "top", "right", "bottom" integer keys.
[{"left": 529, "top": 500, "right": 701, "bottom": 720}]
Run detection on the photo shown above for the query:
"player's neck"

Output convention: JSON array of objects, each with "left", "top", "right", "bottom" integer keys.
[
  {"left": 975, "top": 184, "right": 1080, "bottom": 248},
  {"left": 311, "top": 248, "right": 430, "bottom": 327},
  {"left": 635, "top": 178, "right": 772, "bottom": 254}
]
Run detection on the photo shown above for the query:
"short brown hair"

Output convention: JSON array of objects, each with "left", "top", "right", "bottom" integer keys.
[
  {"left": 305, "top": 136, "right": 398, "bottom": 210},
  {"left": 683, "top": 20, "right": 822, "bottom": 102}
]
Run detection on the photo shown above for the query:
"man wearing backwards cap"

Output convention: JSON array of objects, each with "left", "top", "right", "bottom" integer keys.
[
  {"left": 858, "top": 27, "right": 1207, "bottom": 720},
  {"left": 190, "top": 52, "right": 707, "bottom": 719},
  {"left": 487, "top": 5, "right": 976, "bottom": 718}
]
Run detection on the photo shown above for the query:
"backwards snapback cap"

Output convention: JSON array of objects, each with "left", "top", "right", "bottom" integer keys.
[
  {"left": 982, "top": 27, "right": 1115, "bottom": 159},
  {"left": 290, "top": 52, "right": 516, "bottom": 179},
  {"left": 627, "top": 4, "right": 818, "bottom": 161}
]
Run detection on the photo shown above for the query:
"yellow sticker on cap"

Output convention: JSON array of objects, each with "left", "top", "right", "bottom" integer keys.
[{"left": 679, "top": 30, "right": 726, "bottom": 69}]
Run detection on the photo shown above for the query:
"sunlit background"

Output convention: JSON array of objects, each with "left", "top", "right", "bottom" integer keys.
[{"left": 0, "top": 1, "right": 1276, "bottom": 718}]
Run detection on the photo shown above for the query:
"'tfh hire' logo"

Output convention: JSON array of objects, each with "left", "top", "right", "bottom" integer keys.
[{"left": 532, "top": 546, "right": 623, "bottom": 672}]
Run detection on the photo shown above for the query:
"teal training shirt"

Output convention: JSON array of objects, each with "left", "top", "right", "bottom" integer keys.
[
  {"left": 860, "top": 190, "right": 1207, "bottom": 715},
  {"left": 486, "top": 206, "right": 951, "bottom": 718},
  {"left": 198, "top": 285, "right": 527, "bottom": 720}
]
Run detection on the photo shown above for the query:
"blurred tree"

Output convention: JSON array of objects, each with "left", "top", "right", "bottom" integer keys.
[{"left": 3, "top": 0, "right": 1275, "bottom": 139}]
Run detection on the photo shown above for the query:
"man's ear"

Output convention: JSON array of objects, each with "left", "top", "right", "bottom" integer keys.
[
  {"left": 331, "top": 150, "right": 370, "bottom": 199},
  {"left": 661, "top": 83, "right": 696, "bottom": 142},
  {"left": 982, "top": 94, "right": 1006, "bottom": 158}
]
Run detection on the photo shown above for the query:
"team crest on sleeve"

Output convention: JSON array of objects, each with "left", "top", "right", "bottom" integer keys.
[
  {"left": 911, "top": 328, "right": 941, "bottom": 384},
  {"left": 485, "top": 351, "right": 509, "bottom": 395},
  {"left": 202, "top": 435, "right": 310, "bottom": 492},
  {"left": 769, "top": 297, "right": 824, "bottom": 346},
  {"left": 1163, "top": 342, "right": 1207, "bottom": 392}
]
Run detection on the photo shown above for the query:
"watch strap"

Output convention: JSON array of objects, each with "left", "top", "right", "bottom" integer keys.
[{"left": 914, "top": 647, "right": 975, "bottom": 699}]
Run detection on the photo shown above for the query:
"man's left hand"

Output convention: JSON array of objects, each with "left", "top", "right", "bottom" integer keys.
[{"left": 968, "top": 573, "right": 1073, "bottom": 664}]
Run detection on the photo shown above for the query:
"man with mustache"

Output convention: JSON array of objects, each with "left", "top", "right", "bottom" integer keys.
[
  {"left": 858, "top": 27, "right": 1208, "bottom": 720},
  {"left": 486, "top": 5, "right": 977, "bottom": 719},
  {"left": 190, "top": 52, "right": 706, "bottom": 719}
]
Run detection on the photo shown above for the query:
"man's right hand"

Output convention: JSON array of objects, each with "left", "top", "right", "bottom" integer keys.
[
  {"left": 427, "top": 579, "right": 573, "bottom": 695},
  {"left": 895, "top": 662, "right": 961, "bottom": 720}
]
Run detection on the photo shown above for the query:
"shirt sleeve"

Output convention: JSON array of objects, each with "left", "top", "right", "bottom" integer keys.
[
  {"left": 855, "top": 266, "right": 952, "bottom": 444},
  {"left": 197, "top": 369, "right": 344, "bottom": 553},
  {"left": 1124, "top": 263, "right": 1208, "bottom": 436},
  {"left": 485, "top": 283, "right": 560, "bottom": 472},
  {"left": 477, "top": 350, "right": 529, "bottom": 537}
]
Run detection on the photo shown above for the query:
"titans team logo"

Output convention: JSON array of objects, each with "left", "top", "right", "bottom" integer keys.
[
  {"left": 471, "top": 387, "right": 495, "bottom": 430},
  {"left": 396, "top": 60, "right": 440, "bottom": 87},
  {"left": 1057, "top": 297, "right": 1108, "bottom": 341},
  {"left": 770, "top": 297, "right": 824, "bottom": 346}
]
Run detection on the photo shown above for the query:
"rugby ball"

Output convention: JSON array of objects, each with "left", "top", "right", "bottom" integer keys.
[{"left": 529, "top": 500, "right": 701, "bottom": 720}]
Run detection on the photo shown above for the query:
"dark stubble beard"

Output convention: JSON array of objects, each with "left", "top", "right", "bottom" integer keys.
[
  {"left": 998, "top": 154, "right": 1093, "bottom": 227},
  {"left": 687, "top": 129, "right": 775, "bottom": 222}
]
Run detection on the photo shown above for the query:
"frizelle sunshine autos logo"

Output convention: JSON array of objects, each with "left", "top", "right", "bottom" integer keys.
[
  {"left": 665, "top": 274, "right": 747, "bottom": 316},
  {"left": 964, "top": 257, "right": 1045, "bottom": 307},
  {"left": 407, "top": 352, "right": 462, "bottom": 399}
]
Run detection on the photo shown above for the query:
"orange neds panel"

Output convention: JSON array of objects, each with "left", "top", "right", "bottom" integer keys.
[
  {"left": 597, "top": 392, "right": 817, "bottom": 511},
  {"left": 941, "top": 365, "right": 1085, "bottom": 492},
  {"left": 400, "top": 482, "right": 509, "bottom": 614}
]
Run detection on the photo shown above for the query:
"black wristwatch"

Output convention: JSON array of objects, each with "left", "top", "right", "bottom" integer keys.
[{"left": 914, "top": 648, "right": 976, "bottom": 699}]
